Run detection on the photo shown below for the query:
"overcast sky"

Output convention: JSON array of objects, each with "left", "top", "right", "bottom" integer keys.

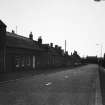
[{"left": 0, "top": 0, "right": 105, "bottom": 57}]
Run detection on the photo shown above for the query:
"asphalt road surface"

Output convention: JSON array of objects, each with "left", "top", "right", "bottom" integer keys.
[{"left": 0, "top": 64, "right": 102, "bottom": 105}]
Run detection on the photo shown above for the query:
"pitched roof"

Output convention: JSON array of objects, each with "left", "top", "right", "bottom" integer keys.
[
  {"left": 6, "top": 32, "right": 42, "bottom": 51},
  {"left": 0, "top": 20, "right": 7, "bottom": 27},
  {"left": 5, "top": 31, "right": 65, "bottom": 55}
]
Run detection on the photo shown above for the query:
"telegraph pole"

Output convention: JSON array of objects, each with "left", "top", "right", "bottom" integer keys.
[
  {"left": 96, "top": 44, "right": 103, "bottom": 58},
  {"left": 16, "top": 25, "right": 17, "bottom": 34},
  {"left": 65, "top": 40, "right": 66, "bottom": 53}
]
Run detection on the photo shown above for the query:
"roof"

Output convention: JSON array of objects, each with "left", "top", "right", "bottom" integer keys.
[
  {"left": 6, "top": 32, "right": 42, "bottom": 51},
  {"left": 86, "top": 56, "right": 97, "bottom": 58},
  {"left": 5, "top": 31, "right": 66, "bottom": 55},
  {"left": 0, "top": 20, "right": 7, "bottom": 27}
]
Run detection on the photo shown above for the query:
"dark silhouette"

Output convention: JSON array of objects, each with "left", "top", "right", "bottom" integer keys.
[{"left": 0, "top": 20, "right": 82, "bottom": 73}]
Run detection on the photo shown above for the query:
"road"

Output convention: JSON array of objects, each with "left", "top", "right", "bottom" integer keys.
[{"left": 0, "top": 64, "right": 102, "bottom": 105}]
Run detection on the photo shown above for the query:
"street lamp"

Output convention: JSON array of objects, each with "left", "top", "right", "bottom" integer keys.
[
  {"left": 96, "top": 44, "right": 103, "bottom": 58},
  {"left": 96, "top": 44, "right": 103, "bottom": 66}
]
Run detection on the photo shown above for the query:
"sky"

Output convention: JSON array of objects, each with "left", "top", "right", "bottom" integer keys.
[{"left": 0, "top": 0, "right": 105, "bottom": 57}]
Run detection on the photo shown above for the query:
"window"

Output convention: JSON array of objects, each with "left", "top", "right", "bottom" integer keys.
[
  {"left": 21, "top": 56, "right": 25, "bottom": 67},
  {"left": 27, "top": 56, "right": 31, "bottom": 66},
  {"left": 16, "top": 56, "right": 20, "bottom": 67},
  {"left": 33, "top": 56, "right": 35, "bottom": 69}
]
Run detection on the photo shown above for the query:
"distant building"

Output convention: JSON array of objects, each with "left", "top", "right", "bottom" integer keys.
[{"left": 86, "top": 56, "right": 98, "bottom": 64}]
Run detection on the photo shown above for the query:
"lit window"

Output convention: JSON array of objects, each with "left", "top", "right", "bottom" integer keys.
[
  {"left": 16, "top": 56, "right": 20, "bottom": 67},
  {"left": 21, "top": 56, "right": 25, "bottom": 67},
  {"left": 33, "top": 56, "right": 35, "bottom": 69}
]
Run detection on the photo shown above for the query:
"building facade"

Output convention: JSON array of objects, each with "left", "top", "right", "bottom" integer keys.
[
  {"left": 0, "top": 20, "right": 82, "bottom": 73},
  {"left": 0, "top": 20, "right": 71, "bottom": 72}
]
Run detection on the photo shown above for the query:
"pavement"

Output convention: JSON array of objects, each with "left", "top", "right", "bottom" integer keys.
[
  {"left": 0, "top": 64, "right": 103, "bottom": 105},
  {"left": 0, "top": 65, "right": 81, "bottom": 83},
  {"left": 99, "top": 66, "right": 105, "bottom": 105},
  {"left": 0, "top": 67, "right": 74, "bottom": 82},
  {"left": 95, "top": 66, "right": 102, "bottom": 105}
]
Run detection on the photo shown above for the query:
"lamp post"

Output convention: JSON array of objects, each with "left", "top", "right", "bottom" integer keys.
[
  {"left": 96, "top": 44, "right": 103, "bottom": 58},
  {"left": 96, "top": 44, "right": 103, "bottom": 66}
]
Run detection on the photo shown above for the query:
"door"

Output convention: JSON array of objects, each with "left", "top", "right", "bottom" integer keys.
[{"left": 33, "top": 56, "right": 35, "bottom": 69}]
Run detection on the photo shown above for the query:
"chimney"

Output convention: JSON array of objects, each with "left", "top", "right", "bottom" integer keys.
[
  {"left": 38, "top": 36, "right": 42, "bottom": 44},
  {"left": 50, "top": 43, "right": 53, "bottom": 47},
  {"left": 59, "top": 47, "right": 61, "bottom": 50},
  {"left": 12, "top": 30, "right": 15, "bottom": 34},
  {"left": 29, "top": 32, "right": 33, "bottom": 40},
  {"left": 55, "top": 45, "right": 58, "bottom": 49}
]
